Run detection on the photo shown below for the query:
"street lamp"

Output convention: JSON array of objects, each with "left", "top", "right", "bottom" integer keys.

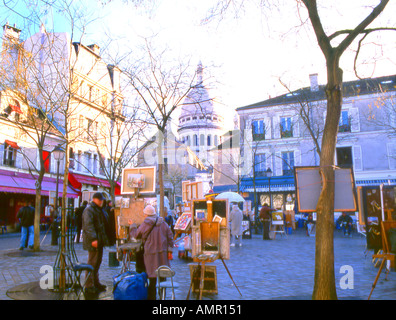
[
  {"left": 51, "top": 145, "right": 65, "bottom": 246},
  {"left": 266, "top": 168, "right": 272, "bottom": 208}
]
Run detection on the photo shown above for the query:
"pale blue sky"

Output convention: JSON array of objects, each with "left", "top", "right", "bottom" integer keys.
[{"left": 1, "top": 0, "right": 395, "bottom": 116}]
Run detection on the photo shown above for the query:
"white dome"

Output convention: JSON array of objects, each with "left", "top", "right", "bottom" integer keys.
[{"left": 178, "top": 62, "right": 224, "bottom": 132}]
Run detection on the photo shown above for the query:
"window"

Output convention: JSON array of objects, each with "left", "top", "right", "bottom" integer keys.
[
  {"left": 200, "top": 134, "right": 205, "bottom": 146},
  {"left": 336, "top": 147, "right": 353, "bottom": 168},
  {"left": 281, "top": 151, "right": 294, "bottom": 176},
  {"left": 88, "top": 85, "right": 93, "bottom": 101},
  {"left": 207, "top": 135, "right": 211, "bottom": 147},
  {"left": 214, "top": 135, "right": 218, "bottom": 146},
  {"left": 84, "top": 152, "right": 91, "bottom": 173},
  {"left": 280, "top": 117, "right": 293, "bottom": 138},
  {"left": 252, "top": 120, "right": 265, "bottom": 141},
  {"left": 3, "top": 142, "right": 18, "bottom": 167},
  {"left": 254, "top": 154, "right": 267, "bottom": 175},
  {"left": 69, "top": 148, "right": 75, "bottom": 169},
  {"left": 339, "top": 110, "right": 351, "bottom": 132},
  {"left": 87, "top": 119, "right": 94, "bottom": 141},
  {"left": 93, "top": 154, "right": 98, "bottom": 174},
  {"left": 193, "top": 134, "right": 198, "bottom": 147}
]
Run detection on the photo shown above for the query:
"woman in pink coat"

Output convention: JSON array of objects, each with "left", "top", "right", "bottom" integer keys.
[{"left": 129, "top": 205, "right": 174, "bottom": 300}]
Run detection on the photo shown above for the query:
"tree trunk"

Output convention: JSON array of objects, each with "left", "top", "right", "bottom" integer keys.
[
  {"left": 312, "top": 56, "right": 343, "bottom": 300},
  {"left": 33, "top": 183, "right": 42, "bottom": 251},
  {"left": 157, "top": 138, "right": 165, "bottom": 218}
]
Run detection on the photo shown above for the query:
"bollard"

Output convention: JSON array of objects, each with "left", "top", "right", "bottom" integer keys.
[{"left": 109, "top": 251, "right": 119, "bottom": 267}]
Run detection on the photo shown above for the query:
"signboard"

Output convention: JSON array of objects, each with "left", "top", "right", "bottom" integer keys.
[
  {"left": 121, "top": 167, "right": 156, "bottom": 195},
  {"left": 294, "top": 166, "right": 357, "bottom": 212}
]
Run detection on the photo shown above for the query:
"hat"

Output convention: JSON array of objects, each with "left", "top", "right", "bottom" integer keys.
[
  {"left": 92, "top": 192, "right": 105, "bottom": 201},
  {"left": 143, "top": 205, "right": 156, "bottom": 216}
]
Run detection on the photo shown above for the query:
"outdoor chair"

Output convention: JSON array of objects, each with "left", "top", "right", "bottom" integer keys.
[
  {"left": 155, "top": 265, "right": 179, "bottom": 300},
  {"left": 62, "top": 252, "right": 94, "bottom": 299}
]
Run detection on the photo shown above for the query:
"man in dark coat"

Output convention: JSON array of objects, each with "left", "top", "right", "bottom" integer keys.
[
  {"left": 74, "top": 201, "right": 87, "bottom": 243},
  {"left": 259, "top": 203, "right": 275, "bottom": 240},
  {"left": 82, "top": 193, "right": 109, "bottom": 294},
  {"left": 17, "top": 201, "right": 35, "bottom": 250}
]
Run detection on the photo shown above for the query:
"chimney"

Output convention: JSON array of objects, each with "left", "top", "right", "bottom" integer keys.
[
  {"left": 3, "top": 22, "right": 21, "bottom": 40},
  {"left": 108, "top": 64, "right": 121, "bottom": 92},
  {"left": 87, "top": 44, "right": 100, "bottom": 55},
  {"left": 309, "top": 73, "right": 319, "bottom": 92}
]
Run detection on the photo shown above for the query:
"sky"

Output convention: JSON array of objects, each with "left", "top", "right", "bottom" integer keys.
[{"left": 1, "top": 0, "right": 396, "bottom": 131}]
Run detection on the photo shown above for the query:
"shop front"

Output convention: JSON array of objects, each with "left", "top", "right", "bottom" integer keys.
[
  {"left": 240, "top": 175, "right": 296, "bottom": 211},
  {"left": 0, "top": 169, "right": 79, "bottom": 230}
]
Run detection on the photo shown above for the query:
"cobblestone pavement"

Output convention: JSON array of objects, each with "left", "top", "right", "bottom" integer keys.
[{"left": 1, "top": 228, "right": 395, "bottom": 300}]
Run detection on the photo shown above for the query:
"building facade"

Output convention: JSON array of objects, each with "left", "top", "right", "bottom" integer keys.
[
  {"left": 234, "top": 73, "right": 396, "bottom": 213},
  {"left": 0, "top": 23, "right": 123, "bottom": 229}
]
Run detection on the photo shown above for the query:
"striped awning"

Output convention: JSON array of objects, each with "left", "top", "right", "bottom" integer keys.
[
  {"left": 355, "top": 179, "right": 396, "bottom": 187},
  {"left": 240, "top": 175, "right": 296, "bottom": 193}
]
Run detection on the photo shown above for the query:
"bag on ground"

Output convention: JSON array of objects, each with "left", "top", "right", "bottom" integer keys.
[{"left": 113, "top": 271, "right": 148, "bottom": 300}]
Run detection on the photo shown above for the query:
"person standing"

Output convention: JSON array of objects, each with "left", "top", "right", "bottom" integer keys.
[
  {"left": 82, "top": 193, "right": 110, "bottom": 294},
  {"left": 229, "top": 204, "right": 243, "bottom": 247},
  {"left": 104, "top": 200, "right": 116, "bottom": 246},
  {"left": 17, "top": 201, "right": 35, "bottom": 250},
  {"left": 259, "top": 203, "right": 275, "bottom": 240},
  {"left": 129, "top": 205, "right": 174, "bottom": 300},
  {"left": 74, "top": 201, "right": 87, "bottom": 243}
]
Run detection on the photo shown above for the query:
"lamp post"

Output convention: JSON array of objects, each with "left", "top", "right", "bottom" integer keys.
[
  {"left": 51, "top": 145, "right": 65, "bottom": 246},
  {"left": 51, "top": 145, "right": 67, "bottom": 292},
  {"left": 266, "top": 168, "right": 272, "bottom": 208}
]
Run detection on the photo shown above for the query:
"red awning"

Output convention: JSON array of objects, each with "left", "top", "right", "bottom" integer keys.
[
  {"left": 4, "top": 140, "right": 20, "bottom": 150},
  {"left": 68, "top": 172, "right": 82, "bottom": 190},
  {"left": 10, "top": 104, "right": 23, "bottom": 114}
]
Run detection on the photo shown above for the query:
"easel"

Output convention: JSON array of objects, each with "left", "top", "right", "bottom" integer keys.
[
  {"left": 368, "top": 220, "right": 396, "bottom": 300},
  {"left": 186, "top": 198, "right": 242, "bottom": 300},
  {"left": 270, "top": 211, "right": 287, "bottom": 239}
]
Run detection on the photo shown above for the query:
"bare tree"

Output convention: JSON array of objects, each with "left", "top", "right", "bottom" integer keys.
[
  {"left": 203, "top": 0, "right": 395, "bottom": 299},
  {"left": 121, "top": 37, "right": 203, "bottom": 217}
]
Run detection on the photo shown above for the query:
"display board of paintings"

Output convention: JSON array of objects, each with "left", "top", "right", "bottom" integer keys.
[{"left": 121, "top": 167, "right": 156, "bottom": 195}]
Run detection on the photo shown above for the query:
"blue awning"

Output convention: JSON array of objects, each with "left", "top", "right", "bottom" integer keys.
[
  {"left": 355, "top": 179, "right": 396, "bottom": 187},
  {"left": 213, "top": 184, "right": 239, "bottom": 193},
  {"left": 240, "top": 176, "right": 295, "bottom": 192}
]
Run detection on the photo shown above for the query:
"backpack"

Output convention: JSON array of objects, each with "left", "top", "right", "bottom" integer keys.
[{"left": 113, "top": 271, "right": 148, "bottom": 300}]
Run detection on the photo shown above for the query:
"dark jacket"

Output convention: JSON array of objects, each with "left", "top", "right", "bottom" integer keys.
[
  {"left": 82, "top": 201, "right": 110, "bottom": 251},
  {"left": 129, "top": 216, "right": 173, "bottom": 278},
  {"left": 17, "top": 206, "right": 35, "bottom": 227},
  {"left": 259, "top": 206, "right": 275, "bottom": 221},
  {"left": 337, "top": 214, "right": 353, "bottom": 225},
  {"left": 75, "top": 205, "right": 86, "bottom": 228}
]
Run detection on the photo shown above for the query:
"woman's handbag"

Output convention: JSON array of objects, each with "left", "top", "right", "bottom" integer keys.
[{"left": 135, "top": 217, "right": 158, "bottom": 273}]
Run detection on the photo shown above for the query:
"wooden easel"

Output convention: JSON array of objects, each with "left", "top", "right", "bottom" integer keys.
[
  {"left": 368, "top": 220, "right": 396, "bottom": 300},
  {"left": 186, "top": 199, "right": 242, "bottom": 300}
]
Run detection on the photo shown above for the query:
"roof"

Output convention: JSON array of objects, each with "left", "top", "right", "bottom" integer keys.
[{"left": 236, "top": 74, "right": 396, "bottom": 111}]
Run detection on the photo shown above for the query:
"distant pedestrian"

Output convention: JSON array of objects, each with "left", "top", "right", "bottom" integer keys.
[
  {"left": 82, "top": 192, "right": 110, "bottom": 294},
  {"left": 17, "top": 201, "right": 35, "bottom": 250},
  {"left": 165, "top": 209, "right": 175, "bottom": 234},
  {"left": 336, "top": 212, "right": 353, "bottom": 237},
  {"left": 229, "top": 204, "right": 243, "bottom": 247},
  {"left": 259, "top": 203, "right": 275, "bottom": 240},
  {"left": 74, "top": 201, "right": 87, "bottom": 243}
]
